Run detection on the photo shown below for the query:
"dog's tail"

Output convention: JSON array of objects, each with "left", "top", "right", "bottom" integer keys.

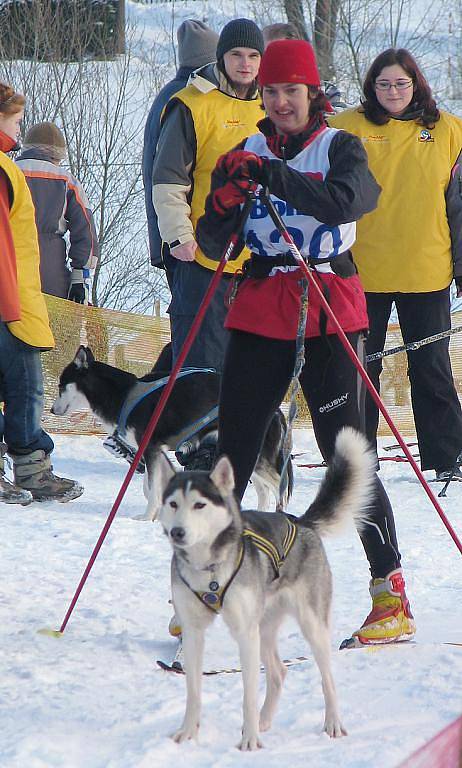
[{"left": 297, "top": 427, "right": 376, "bottom": 536}]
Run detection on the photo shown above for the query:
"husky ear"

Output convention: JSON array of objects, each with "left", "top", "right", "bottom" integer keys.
[
  {"left": 210, "top": 455, "right": 235, "bottom": 497},
  {"left": 73, "top": 345, "right": 90, "bottom": 369},
  {"left": 158, "top": 449, "right": 176, "bottom": 495},
  {"left": 85, "top": 347, "right": 95, "bottom": 364}
]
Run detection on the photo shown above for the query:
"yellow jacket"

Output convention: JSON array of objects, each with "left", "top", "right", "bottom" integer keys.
[
  {"left": 0, "top": 152, "right": 54, "bottom": 348},
  {"left": 153, "top": 68, "right": 262, "bottom": 274},
  {"left": 330, "top": 108, "right": 462, "bottom": 292}
]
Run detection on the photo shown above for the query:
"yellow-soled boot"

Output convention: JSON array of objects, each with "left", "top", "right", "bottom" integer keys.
[{"left": 352, "top": 568, "right": 416, "bottom": 645}]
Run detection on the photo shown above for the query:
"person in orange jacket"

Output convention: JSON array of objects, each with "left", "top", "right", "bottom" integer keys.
[{"left": 0, "top": 82, "right": 82, "bottom": 504}]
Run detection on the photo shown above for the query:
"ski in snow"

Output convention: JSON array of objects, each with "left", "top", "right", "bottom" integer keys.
[
  {"left": 157, "top": 639, "right": 462, "bottom": 675},
  {"left": 156, "top": 642, "right": 310, "bottom": 676},
  {"left": 339, "top": 636, "right": 417, "bottom": 650},
  {"left": 339, "top": 637, "right": 462, "bottom": 651},
  {"left": 383, "top": 441, "right": 418, "bottom": 452}
]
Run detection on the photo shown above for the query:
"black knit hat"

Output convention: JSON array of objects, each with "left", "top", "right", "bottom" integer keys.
[{"left": 216, "top": 18, "right": 264, "bottom": 60}]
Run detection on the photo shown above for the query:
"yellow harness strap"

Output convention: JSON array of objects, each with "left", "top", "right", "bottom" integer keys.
[
  {"left": 243, "top": 517, "right": 298, "bottom": 577},
  {"left": 183, "top": 517, "right": 298, "bottom": 614}
]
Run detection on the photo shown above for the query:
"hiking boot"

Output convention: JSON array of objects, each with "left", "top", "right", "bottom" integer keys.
[
  {"left": 0, "top": 451, "right": 33, "bottom": 505},
  {"left": 169, "top": 613, "right": 182, "bottom": 638},
  {"left": 180, "top": 432, "right": 217, "bottom": 472},
  {"left": 13, "top": 450, "right": 84, "bottom": 503},
  {"left": 435, "top": 467, "right": 462, "bottom": 482},
  {"left": 352, "top": 568, "right": 416, "bottom": 645},
  {"left": 103, "top": 432, "right": 145, "bottom": 474},
  {"left": 175, "top": 437, "right": 200, "bottom": 467}
]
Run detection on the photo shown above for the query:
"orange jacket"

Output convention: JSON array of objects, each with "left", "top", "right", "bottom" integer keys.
[{"left": 0, "top": 131, "right": 20, "bottom": 321}]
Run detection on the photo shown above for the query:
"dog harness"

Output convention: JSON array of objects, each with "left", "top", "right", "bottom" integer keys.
[
  {"left": 178, "top": 516, "right": 298, "bottom": 614},
  {"left": 115, "top": 368, "right": 218, "bottom": 448}
]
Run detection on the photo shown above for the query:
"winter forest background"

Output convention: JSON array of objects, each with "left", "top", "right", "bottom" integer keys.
[{"left": 1, "top": 0, "right": 461, "bottom": 315}]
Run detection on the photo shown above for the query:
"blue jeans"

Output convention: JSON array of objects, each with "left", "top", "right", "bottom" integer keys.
[
  {"left": 164, "top": 254, "right": 231, "bottom": 374},
  {"left": 0, "top": 323, "right": 54, "bottom": 456}
]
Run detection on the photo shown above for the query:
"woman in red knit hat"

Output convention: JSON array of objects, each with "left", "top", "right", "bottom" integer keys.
[{"left": 197, "top": 39, "right": 415, "bottom": 647}]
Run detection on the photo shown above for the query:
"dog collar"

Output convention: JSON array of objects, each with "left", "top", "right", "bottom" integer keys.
[{"left": 177, "top": 544, "right": 245, "bottom": 614}]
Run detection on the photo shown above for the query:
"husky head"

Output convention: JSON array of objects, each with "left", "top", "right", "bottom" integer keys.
[
  {"left": 158, "top": 454, "right": 240, "bottom": 551},
  {"left": 51, "top": 346, "right": 95, "bottom": 416}
]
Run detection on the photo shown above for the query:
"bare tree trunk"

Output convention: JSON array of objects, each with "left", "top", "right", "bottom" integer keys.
[
  {"left": 283, "top": 0, "right": 310, "bottom": 40},
  {"left": 113, "top": 0, "right": 125, "bottom": 55},
  {"left": 314, "top": 0, "right": 341, "bottom": 81}
]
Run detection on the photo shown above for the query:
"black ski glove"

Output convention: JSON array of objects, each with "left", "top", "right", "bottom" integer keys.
[{"left": 68, "top": 283, "right": 86, "bottom": 303}]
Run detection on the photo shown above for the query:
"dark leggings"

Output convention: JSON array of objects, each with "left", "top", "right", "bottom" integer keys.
[
  {"left": 365, "top": 289, "right": 462, "bottom": 471},
  {"left": 218, "top": 329, "right": 401, "bottom": 579}
]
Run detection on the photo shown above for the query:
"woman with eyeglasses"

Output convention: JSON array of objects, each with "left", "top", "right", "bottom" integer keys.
[{"left": 330, "top": 48, "right": 462, "bottom": 484}]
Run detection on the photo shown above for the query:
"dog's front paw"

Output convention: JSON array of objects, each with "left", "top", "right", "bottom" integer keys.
[
  {"left": 171, "top": 723, "right": 199, "bottom": 743},
  {"left": 237, "top": 732, "right": 263, "bottom": 751},
  {"left": 324, "top": 715, "right": 347, "bottom": 738}
]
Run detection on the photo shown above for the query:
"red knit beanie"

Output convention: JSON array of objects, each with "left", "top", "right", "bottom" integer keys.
[{"left": 258, "top": 39, "right": 321, "bottom": 88}]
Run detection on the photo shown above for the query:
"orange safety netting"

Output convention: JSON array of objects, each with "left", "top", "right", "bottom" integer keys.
[{"left": 41, "top": 295, "right": 462, "bottom": 438}]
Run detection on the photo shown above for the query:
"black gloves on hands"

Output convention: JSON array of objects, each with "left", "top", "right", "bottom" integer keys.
[{"left": 68, "top": 282, "right": 88, "bottom": 304}]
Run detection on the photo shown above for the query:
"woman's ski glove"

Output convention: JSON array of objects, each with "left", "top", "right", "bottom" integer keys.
[
  {"left": 216, "top": 150, "right": 269, "bottom": 185},
  {"left": 212, "top": 177, "right": 256, "bottom": 215}
]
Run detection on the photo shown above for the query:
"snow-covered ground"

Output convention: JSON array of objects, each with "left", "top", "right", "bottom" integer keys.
[{"left": 1, "top": 429, "right": 461, "bottom": 768}]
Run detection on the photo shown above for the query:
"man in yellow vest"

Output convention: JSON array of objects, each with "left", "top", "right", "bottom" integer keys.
[
  {"left": 152, "top": 18, "right": 264, "bottom": 376},
  {"left": 0, "top": 83, "right": 82, "bottom": 504}
]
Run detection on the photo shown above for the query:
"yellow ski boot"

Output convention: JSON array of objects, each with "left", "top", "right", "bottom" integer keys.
[{"left": 341, "top": 569, "right": 416, "bottom": 648}]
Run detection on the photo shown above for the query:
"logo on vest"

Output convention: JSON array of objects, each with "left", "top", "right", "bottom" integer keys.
[
  {"left": 418, "top": 129, "right": 434, "bottom": 142},
  {"left": 362, "top": 135, "right": 389, "bottom": 143},
  {"left": 250, "top": 198, "right": 302, "bottom": 219},
  {"left": 319, "top": 392, "right": 349, "bottom": 413}
]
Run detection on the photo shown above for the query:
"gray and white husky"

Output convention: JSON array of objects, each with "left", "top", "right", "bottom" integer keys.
[{"left": 158, "top": 427, "right": 375, "bottom": 750}]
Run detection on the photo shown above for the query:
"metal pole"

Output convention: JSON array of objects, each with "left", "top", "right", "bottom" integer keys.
[
  {"left": 55, "top": 199, "right": 253, "bottom": 634},
  {"left": 261, "top": 191, "right": 462, "bottom": 556}
]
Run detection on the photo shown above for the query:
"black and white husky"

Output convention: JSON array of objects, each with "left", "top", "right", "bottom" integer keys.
[
  {"left": 51, "top": 346, "right": 293, "bottom": 521},
  {"left": 158, "top": 427, "right": 375, "bottom": 750}
]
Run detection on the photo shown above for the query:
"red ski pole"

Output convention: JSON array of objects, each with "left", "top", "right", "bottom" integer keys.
[
  {"left": 261, "top": 192, "right": 462, "bottom": 556},
  {"left": 40, "top": 198, "right": 254, "bottom": 637}
]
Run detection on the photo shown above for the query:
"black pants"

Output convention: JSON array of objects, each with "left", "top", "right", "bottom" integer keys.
[
  {"left": 365, "top": 289, "right": 462, "bottom": 472},
  {"left": 218, "top": 329, "right": 401, "bottom": 579}
]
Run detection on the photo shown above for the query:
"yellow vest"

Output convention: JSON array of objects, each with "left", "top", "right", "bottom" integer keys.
[
  {"left": 175, "top": 86, "right": 262, "bottom": 273},
  {"left": 0, "top": 153, "right": 54, "bottom": 348},
  {"left": 329, "top": 109, "right": 462, "bottom": 292}
]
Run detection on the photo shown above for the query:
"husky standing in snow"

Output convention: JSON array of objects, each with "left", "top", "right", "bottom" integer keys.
[
  {"left": 51, "top": 346, "right": 292, "bottom": 521},
  {"left": 158, "top": 427, "right": 375, "bottom": 749}
]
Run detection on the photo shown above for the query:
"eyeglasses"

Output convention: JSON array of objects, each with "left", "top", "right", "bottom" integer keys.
[{"left": 375, "top": 79, "right": 413, "bottom": 91}]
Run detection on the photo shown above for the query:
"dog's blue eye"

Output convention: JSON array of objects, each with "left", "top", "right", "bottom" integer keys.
[
  {"left": 194, "top": 502, "right": 206, "bottom": 509},
  {"left": 170, "top": 501, "right": 177, "bottom": 509}
]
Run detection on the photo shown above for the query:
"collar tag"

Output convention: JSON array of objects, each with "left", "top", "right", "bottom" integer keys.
[{"left": 202, "top": 591, "right": 221, "bottom": 606}]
